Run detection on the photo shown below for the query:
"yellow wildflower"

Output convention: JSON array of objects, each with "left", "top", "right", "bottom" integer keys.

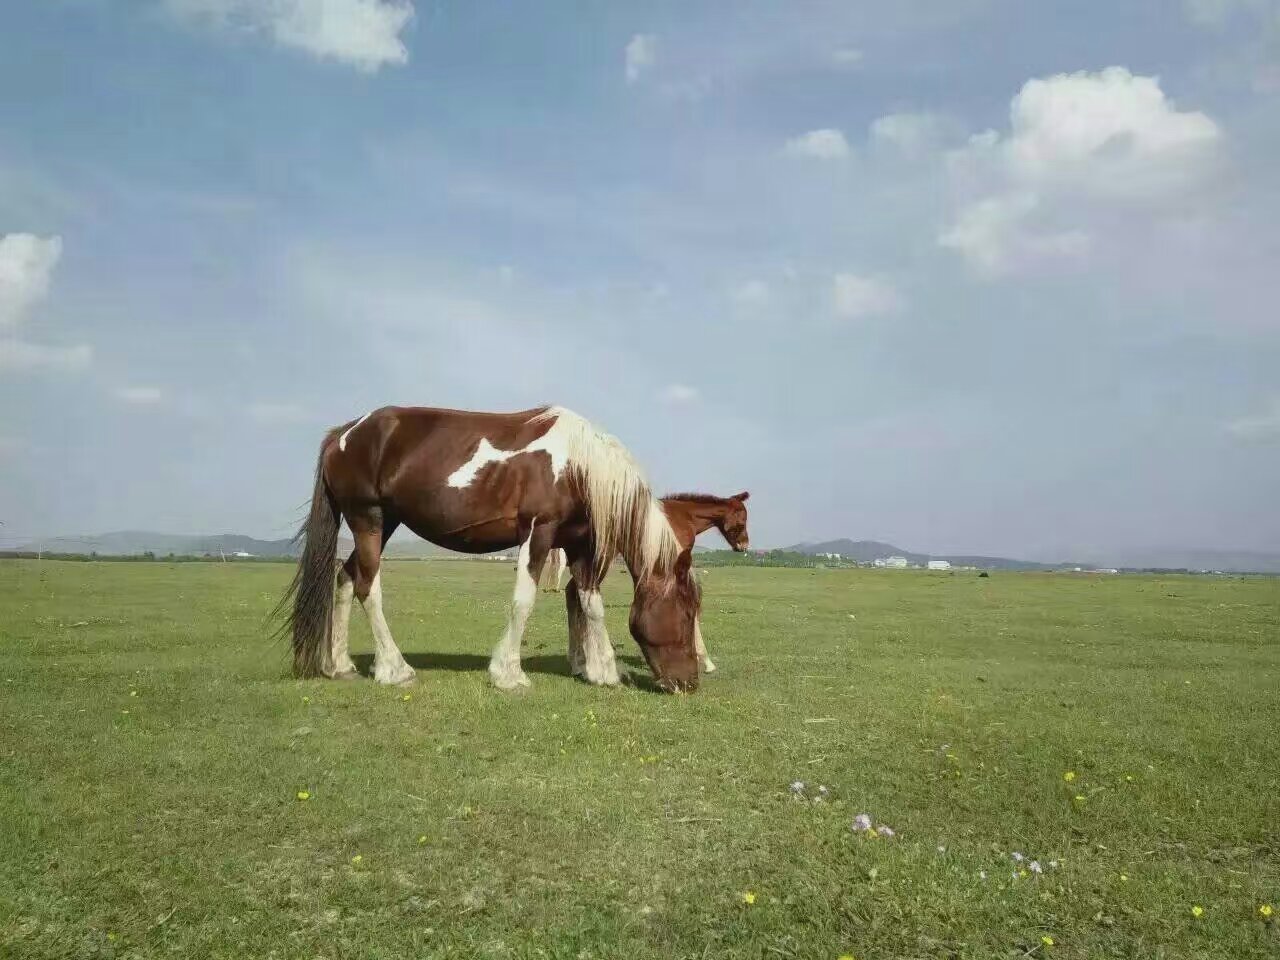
[
  {"left": 302, "top": 696, "right": 311, "bottom": 704},
  {"left": 296, "top": 790, "right": 311, "bottom": 801},
  {"left": 1191, "top": 905, "right": 1204, "bottom": 918},
  {"left": 1041, "top": 935, "right": 1054, "bottom": 946},
  {"left": 741, "top": 891, "right": 756, "bottom": 905},
  {"left": 417, "top": 835, "right": 428, "bottom": 845},
  {"left": 1119, "top": 874, "right": 1129, "bottom": 882},
  {"left": 401, "top": 693, "right": 412, "bottom": 702},
  {"left": 1259, "top": 904, "right": 1273, "bottom": 918},
  {"left": 351, "top": 854, "right": 363, "bottom": 865},
  {"left": 837, "top": 955, "right": 856, "bottom": 960},
  {"left": 130, "top": 690, "right": 138, "bottom": 697},
  {"left": 1063, "top": 771, "right": 1076, "bottom": 782},
  {"left": 1073, "top": 794, "right": 1086, "bottom": 802}
]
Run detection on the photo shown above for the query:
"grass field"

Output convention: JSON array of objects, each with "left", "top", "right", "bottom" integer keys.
[{"left": 1, "top": 559, "right": 1278, "bottom": 959}]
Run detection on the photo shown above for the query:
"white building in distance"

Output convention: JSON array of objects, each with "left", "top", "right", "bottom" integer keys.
[{"left": 927, "top": 559, "right": 951, "bottom": 571}]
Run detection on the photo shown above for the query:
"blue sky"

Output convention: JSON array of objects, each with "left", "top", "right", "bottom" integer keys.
[{"left": 2, "top": 0, "right": 1279, "bottom": 560}]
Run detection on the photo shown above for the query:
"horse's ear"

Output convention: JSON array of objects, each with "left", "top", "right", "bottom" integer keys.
[{"left": 733, "top": 491, "right": 750, "bottom": 503}]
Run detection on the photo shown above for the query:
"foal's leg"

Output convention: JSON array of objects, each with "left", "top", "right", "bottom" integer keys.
[
  {"left": 349, "top": 513, "right": 415, "bottom": 686},
  {"left": 489, "top": 522, "right": 553, "bottom": 690},
  {"left": 565, "top": 578, "right": 587, "bottom": 678},
  {"left": 567, "top": 557, "right": 620, "bottom": 687},
  {"left": 323, "top": 554, "right": 360, "bottom": 679},
  {"left": 541, "top": 548, "right": 564, "bottom": 593},
  {"left": 693, "top": 615, "right": 716, "bottom": 674}
]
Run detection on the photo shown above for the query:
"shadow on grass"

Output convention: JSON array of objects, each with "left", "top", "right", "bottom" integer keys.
[{"left": 351, "top": 652, "right": 661, "bottom": 690}]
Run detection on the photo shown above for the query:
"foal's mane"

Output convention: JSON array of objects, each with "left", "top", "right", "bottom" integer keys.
[{"left": 662, "top": 492, "right": 735, "bottom": 505}]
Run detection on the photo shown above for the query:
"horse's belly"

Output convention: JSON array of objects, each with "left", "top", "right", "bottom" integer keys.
[{"left": 399, "top": 510, "right": 523, "bottom": 555}]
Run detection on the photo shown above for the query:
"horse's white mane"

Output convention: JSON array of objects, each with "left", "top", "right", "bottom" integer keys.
[{"left": 532, "top": 406, "right": 679, "bottom": 577}]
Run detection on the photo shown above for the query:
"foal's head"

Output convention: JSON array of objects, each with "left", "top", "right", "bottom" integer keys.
[
  {"left": 629, "top": 549, "right": 701, "bottom": 692},
  {"left": 717, "top": 491, "right": 751, "bottom": 552}
]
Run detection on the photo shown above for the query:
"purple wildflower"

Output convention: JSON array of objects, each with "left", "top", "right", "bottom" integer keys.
[
  {"left": 853, "top": 814, "right": 873, "bottom": 832},
  {"left": 876, "top": 825, "right": 895, "bottom": 838}
]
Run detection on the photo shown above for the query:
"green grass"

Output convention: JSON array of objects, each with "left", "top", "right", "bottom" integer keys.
[{"left": 1, "top": 560, "right": 1278, "bottom": 959}]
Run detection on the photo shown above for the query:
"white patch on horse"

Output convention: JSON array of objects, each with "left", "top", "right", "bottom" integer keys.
[
  {"left": 489, "top": 523, "right": 538, "bottom": 689},
  {"left": 446, "top": 418, "right": 570, "bottom": 489},
  {"left": 338, "top": 412, "right": 372, "bottom": 452}
]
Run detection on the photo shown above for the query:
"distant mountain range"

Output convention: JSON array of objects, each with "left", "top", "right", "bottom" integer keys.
[
  {"left": 11, "top": 531, "right": 454, "bottom": 559},
  {"left": 9, "top": 531, "right": 1280, "bottom": 573}
]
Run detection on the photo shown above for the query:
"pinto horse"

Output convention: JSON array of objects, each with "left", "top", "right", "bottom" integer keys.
[{"left": 279, "top": 405, "right": 702, "bottom": 692}]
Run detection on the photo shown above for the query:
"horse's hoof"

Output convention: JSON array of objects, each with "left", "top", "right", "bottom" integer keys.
[
  {"left": 332, "top": 669, "right": 363, "bottom": 681},
  {"left": 374, "top": 664, "right": 416, "bottom": 686},
  {"left": 702, "top": 660, "right": 717, "bottom": 674},
  {"left": 491, "top": 671, "right": 531, "bottom": 691}
]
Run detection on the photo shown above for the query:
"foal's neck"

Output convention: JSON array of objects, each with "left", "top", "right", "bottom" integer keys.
[{"left": 662, "top": 496, "right": 731, "bottom": 540}]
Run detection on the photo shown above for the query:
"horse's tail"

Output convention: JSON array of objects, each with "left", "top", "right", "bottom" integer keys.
[{"left": 274, "top": 432, "right": 341, "bottom": 678}]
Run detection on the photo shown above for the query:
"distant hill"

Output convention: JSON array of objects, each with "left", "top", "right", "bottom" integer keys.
[
  {"left": 785, "top": 539, "right": 1280, "bottom": 573},
  {"left": 16, "top": 531, "right": 463, "bottom": 559}
]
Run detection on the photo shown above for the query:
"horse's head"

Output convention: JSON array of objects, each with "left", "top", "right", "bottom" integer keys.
[
  {"left": 717, "top": 491, "right": 751, "bottom": 552},
  {"left": 629, "top": 549, "right": 701, "bottom": 692}
]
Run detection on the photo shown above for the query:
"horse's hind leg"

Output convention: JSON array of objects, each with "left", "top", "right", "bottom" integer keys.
[
  {"left": 489, "top": 520, "right": 553, "bottom": 690},
  {"left": 324, "top": 555, "right": 360, "bottom": 679},
  {"left": 349, "top": 509, "right": 415, "bottom": 686}
]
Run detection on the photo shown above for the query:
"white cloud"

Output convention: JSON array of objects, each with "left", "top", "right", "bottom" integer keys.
[
  {"left": 247, "top": 401, "right": 307, "bottom": 424},
  {"left": 938, "top": 192, "right": 1090, "bottom": 276},
  {"left": 731, "top": 279, "right": 769, "bottom": 306},
  {"left": 784, "top": 128, "right": 851, "bottom": 160},
  {"left": 658, "top": 383, "right": 700, "bottom": 404},
  {"left": 115, "top": 386, "right": 164, "bottom": 405},
  {"left": 831, "top": 47, "right": 863, "bottom": 67},
  {"left": 0, "top": 233, "right": 62, "bottom": 329},
  {"left": 1226, "top": 398, "right": 1280, "bottom": 439},
  {"left": 0, "top": 340, "right": 92, "bottom": 373},
  {"left": 166, "top": 0, "right": 414, "bottom": 72},
  {"left": 0, "top": 232, "right": 91, "bottom": 375},
  {"left": 625, "top": 33, "right": 657, "bottom": 83},
  {"left": 832, "top": 273, "right": 903, "bottom": 319},
  {"left": 940, "top": 67, "right": 1221, "bottom": 276},
  {"left": 869, "top": 112, "right": 950, "bottom": 159},
  {"left": 1001, "top": 68, "right": 1219, "bottom": 196}
]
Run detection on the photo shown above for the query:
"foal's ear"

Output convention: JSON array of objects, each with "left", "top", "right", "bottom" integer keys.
[{"left": 732, "top": 490, "right": 750, "bottom": 503}]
